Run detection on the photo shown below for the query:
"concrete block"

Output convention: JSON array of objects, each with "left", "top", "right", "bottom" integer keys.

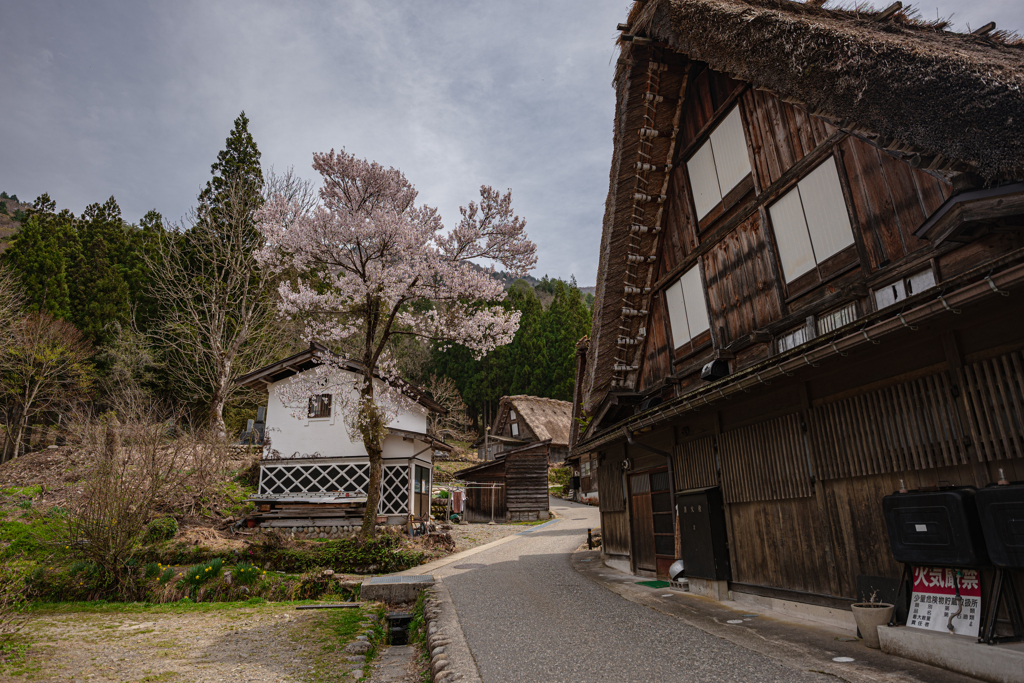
[
  {"left": 688, "top": 577, "right": 729, "bottom": 601},
  {"left": 879, "top": 626, "right": 1024, "bottom": 683},
  {"left": 360, "top": 574, "right": 434, "bottom": 604}
]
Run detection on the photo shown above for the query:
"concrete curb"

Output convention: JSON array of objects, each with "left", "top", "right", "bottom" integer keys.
[{"left": 422, "top": 580, "right": 481, "bottom": 683}]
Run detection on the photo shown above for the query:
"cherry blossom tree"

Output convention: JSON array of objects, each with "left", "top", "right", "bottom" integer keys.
[{"left": 257, "top": 149, "right": 536, "bottom": 537}]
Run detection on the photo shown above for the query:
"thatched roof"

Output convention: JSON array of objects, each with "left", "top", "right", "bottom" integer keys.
[
  {"left": 583, "top": 0, "right": 1024, "bottom": 413},
  {"left": 506, "top": 396, "right": 574, "bottom": 447},
  {"left": 627, "top": 0, "right": 1024, "bottom": 180}
]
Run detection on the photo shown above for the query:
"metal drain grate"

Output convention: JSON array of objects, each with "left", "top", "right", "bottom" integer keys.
[{"left": 453, "top": 564, "right": 486, "bottom": 569}]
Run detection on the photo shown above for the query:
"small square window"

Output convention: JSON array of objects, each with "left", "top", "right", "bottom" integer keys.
[{"left": 307, "top": 394, "right": 331, "bottom": 419}]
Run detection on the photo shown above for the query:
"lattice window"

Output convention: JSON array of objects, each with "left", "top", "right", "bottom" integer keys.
[
  {"left": 259, "top": 462, "right": 369, "bottom": 495},
  {"left": 380, "top": 465, "right": 409, "bottom": 515},
  {"left": 718, "top": 413, "right": 812, "bottom": 503},
  {"left": 258, "top": 461, "right": 410, "bottom": 515}
]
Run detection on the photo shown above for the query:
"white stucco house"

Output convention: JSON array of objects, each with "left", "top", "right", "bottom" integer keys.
[{"left": 236, "top": 343, "right": 449, "bottom": 526}]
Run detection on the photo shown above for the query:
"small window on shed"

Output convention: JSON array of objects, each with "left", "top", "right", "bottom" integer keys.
[
  {"left": 686, "top": 106, "right": 752, "bottom": 221},
  {"left": 308, "top": 394, "right": 332, "bottom": 419},
  {"left": 769, "top": 157, "right": 855, "bottom": 283},
  {"left": 511, "top": 422, "right": 519, "bottom": 437},
  {"left": 508, "top": 409, "right": 516, "bottom": 420},
  {"left": 664, "top": 264, "right": 710, "bottom": 352}
]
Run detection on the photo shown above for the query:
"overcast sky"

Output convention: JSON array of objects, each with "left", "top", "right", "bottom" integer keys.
[{"left": 2, "top": 1, "right": 1022, "bottom": 285}]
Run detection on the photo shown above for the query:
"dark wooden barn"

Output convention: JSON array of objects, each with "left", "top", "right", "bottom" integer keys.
[
  {"left": 456, "top": 440, "right": 552, "bottom": 522},
  {"left": 475, "top": 395, "right": 574, "bottom": 465},
  {"left": 574, "top": 0, "right": 1024, "bottom": 637}
]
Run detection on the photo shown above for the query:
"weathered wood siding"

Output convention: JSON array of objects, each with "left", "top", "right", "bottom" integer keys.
[
  {"left": 701, "top": 212, "right": 782, "bottom": 342},
  {"left": 506, "top": 448, "right": 550, "bottom": 515}
]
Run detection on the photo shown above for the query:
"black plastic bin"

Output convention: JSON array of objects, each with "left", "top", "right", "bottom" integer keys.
[
  {"left": 882, "top": 487, "right": 990, "bottom": 568},
  {"left": 975, "top": 483, "right": 1024, "bottom": 569}
]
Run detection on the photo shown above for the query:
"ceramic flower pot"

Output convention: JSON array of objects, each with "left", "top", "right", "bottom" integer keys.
[{"left": 851, "top": 602, "right": 894, "bottom": 649}]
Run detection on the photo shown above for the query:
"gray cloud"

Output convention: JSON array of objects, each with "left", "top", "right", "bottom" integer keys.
[{"left": 1, "top": 1, "right": 1021, "bottom": 285}]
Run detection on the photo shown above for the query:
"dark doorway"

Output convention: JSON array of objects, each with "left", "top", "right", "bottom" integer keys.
[{"left": 630, "top": 468, "right": 675, "bottom": 576}]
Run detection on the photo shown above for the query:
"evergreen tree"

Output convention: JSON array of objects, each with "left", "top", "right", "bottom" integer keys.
[
  {"left": 70, "top": 197, "right": 133, "bottom": 345},
  {"left": 539, "top": 279, "right": 592, "bottom": 400},
  {"left": 197, "top": 111, "right": 263, "bottom": 230},
  {"left": 1, "top": 194, "right": 77, "bottom": 319}
]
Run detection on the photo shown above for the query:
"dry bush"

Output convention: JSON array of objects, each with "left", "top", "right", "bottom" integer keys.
[{"left": 62, "top": 409, "right": 234, "bottom": 596}]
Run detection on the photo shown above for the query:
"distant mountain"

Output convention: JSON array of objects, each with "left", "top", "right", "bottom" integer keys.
[{"left": 0, "top": 192, "right": 30, "bottom": 254}]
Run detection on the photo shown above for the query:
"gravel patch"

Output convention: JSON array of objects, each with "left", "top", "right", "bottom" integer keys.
[{"left": 448, "top": 524, "right": 531, "bottom": 553}]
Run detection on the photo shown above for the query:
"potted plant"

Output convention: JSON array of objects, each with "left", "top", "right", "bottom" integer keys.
[{"left": 851, "top": 590, "right": 894, "bottom": 649}]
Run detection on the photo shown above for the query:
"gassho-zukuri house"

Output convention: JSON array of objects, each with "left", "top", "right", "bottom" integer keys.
[
  {"left": 236, "top": 343, "right": 450, "bottom": 529},
  {"left": 572, "top": 0, "right": 1024, "bottom": 659}
]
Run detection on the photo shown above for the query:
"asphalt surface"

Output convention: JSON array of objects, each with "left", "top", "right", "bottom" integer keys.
[{"left": 434, "top": 497, "right": 835, "bottom": 683}]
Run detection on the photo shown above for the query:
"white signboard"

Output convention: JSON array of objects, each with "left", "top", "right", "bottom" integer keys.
[{"left": 907, "top": 567, "right": 981, "bottom": 637}]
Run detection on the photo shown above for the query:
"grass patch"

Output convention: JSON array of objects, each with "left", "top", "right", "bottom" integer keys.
[
  {"left": 25, "top": 597, "right": 330, "bottom": 615},
  {"left": 1, "top": 486, "right": 42, "bottom": 499}
]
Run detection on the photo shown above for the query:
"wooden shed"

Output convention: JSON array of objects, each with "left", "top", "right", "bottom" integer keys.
[{"left": 455, "top": 440, "right": 551, "bottom": 522}]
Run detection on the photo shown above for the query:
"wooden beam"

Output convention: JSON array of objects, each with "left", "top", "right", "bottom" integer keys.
[{"left": 875, "top": 2, "right": 903, "bottom": 21}]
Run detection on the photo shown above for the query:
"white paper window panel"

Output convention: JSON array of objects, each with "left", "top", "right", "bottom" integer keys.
[
  {"left": 798, "top": 158, "right": 854, "bottom": 262},
  {"left": 509, "top": 409, "right": 515, "bottom": 420},
  {"left": 874, "top": 279, "right": 907, "bottom": 310},
  {"left": 906, "top": 269, "right": 936, "bottom": 296},
  {"left": 680, "top": 266, "right": 710, "bottom": 338},
  {"left": 687, "top": 140, "right": 722, "bottom": 221},
  {"left": 664, "top": 280, "right": 691, "bottom": 346},
  {"left": 778, "top": 325, "right": 813, "bottom": 353},
  {"left": 770, "top": 188, "right": 816, "bottom": 282},
  {"left": 710, "top": 107, "right": 751, "bottom": 197},
  {"left": 817, "top": 302, "right": 858, "bottom": 335},
  {"left": 511, "top": 422, "right": 519, "bottom": 437}
]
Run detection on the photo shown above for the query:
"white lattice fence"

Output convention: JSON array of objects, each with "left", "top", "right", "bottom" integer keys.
[{"left": 259, "top": 461, "right": 409, "bottom": 515}]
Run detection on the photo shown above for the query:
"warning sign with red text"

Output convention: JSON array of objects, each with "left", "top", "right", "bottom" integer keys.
[{"left": 907, "top": 567, "right": 981, "bottom": 636}]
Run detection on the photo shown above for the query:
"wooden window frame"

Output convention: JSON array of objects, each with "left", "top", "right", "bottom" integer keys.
[
  {"left": 307, "top": 394, "right": 332, "bottom": 419},
  {"left": 764, "top": 153, "right": 861, "bottom": 300},
  {"left": 661, "top": 264, "right": 714, "bottom": 365},
  {"left": 677, "top": 97, "right": 756, "bottom": 237}
]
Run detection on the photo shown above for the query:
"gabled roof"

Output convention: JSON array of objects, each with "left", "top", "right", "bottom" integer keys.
[
  {"left": 235, "top": 342, "right": 445, "bottom": 413},
  {"left": 584, "top": 0, "right": 1024, "bottom": 413},
  {"left": 505, "top": 396, "right": 574, "bottom": 447}
]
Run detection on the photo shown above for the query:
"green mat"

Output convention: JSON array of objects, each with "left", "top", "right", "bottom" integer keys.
[{"left": 636, "top": 580, "right": 671, "bottom": 588}]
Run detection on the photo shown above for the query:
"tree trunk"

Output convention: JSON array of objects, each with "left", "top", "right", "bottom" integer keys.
[
  {"left": 359, "top": 373, "right": 385, "bottom": 539},
  {"left": 209, "top": 378, "right": 228, "bottom": 440}
]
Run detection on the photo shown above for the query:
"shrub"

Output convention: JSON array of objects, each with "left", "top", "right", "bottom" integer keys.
[
  {"left": 157, "top": 566, "right": 174, "bottom": 584},
  {"left": 143, "top": 517, "right": 178, "bottom": 544},
  {"left": 180, "top": 558, "right": 223, "bottom": 592},
  {"left": 548, "top": 467, "right": 571, "bottom": 487},
  {"left": 143, "top": 562, "right": 161, "bottom": 579},
  {"left": 232, "top": 562, "right": 261, "bottom": 586}
]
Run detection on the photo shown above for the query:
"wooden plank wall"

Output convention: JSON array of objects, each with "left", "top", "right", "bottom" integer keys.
[
  {"left": 808, "top": 368, "right": 970, "bottom": 478},
  {"left": 837, "top": 136, "right": 950, "bottom": 270},
  {"left": 640, "top": 294, "right": 672, "bottom": 390},
  {"left": 602, "top": 510, "right": 631, "bottom": 556},
  {"left": 718, "top": 413, "right": 812, "bottom": 503},
  {"left": 701, "top": 212, "right": 782, "bottom": 341},
  {"left": 740, "top": 88, "right": 834, "bottom": 190},
  {"left": 598, "top": 452, "right": 626, "bottom": 512},
  {"left": 506, "top": 450, "right": 550, "bottom": 513},
  {"left": 959, "top": 349, "right": 1024, "bottom": 461},
  {"left": 673, "top": 435, "right": 718, "bottom": 491},
  {"left": 729, "top": 496, "right": 832, "bottom": 595}
]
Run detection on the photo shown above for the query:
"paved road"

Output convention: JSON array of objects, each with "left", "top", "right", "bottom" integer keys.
[{"left": 434, "top": 497, "right": 833, "bottom": 683}]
